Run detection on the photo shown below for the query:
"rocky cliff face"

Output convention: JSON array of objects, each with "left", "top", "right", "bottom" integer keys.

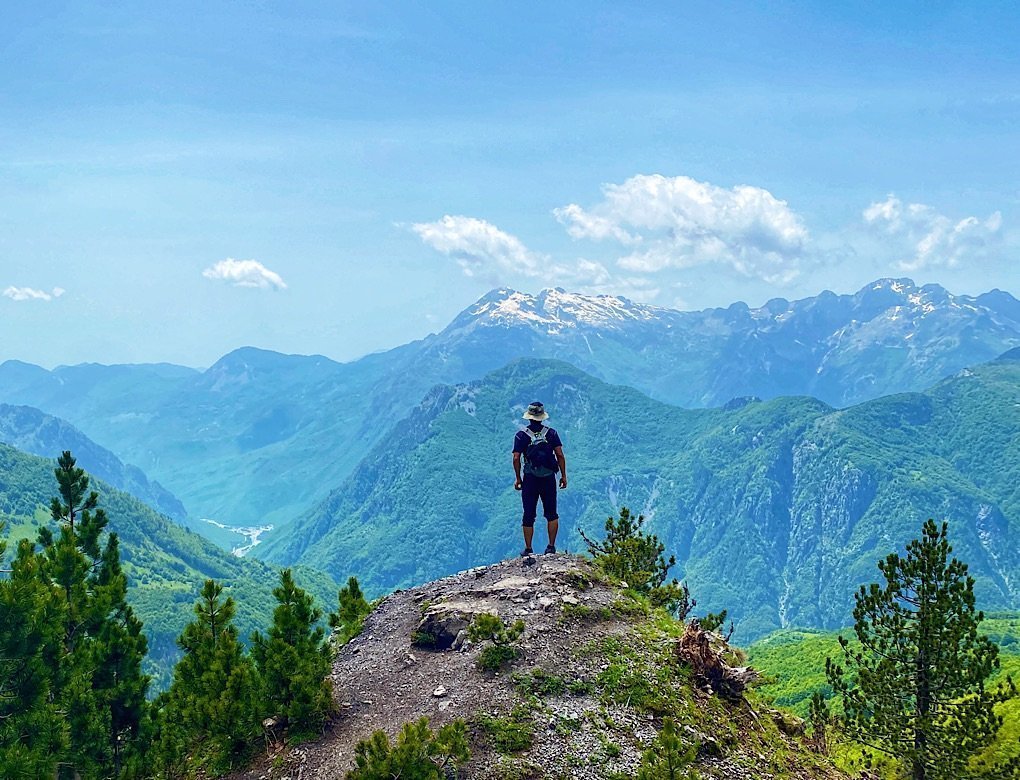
[{"left": 228, "top": 555, "right": 846, "bottom": 780}]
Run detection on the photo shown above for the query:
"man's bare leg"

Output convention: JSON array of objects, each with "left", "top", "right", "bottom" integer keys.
[
  {"left": 547, "top": 518, "right": 559, "bottom": 548},
  {"left": 523, "top": 525, "right": 535, "bottom": 552}
]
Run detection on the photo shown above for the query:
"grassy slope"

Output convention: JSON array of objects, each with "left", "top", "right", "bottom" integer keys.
[{"left": 0, "top": 443, "right": 337, "bottom": 687}]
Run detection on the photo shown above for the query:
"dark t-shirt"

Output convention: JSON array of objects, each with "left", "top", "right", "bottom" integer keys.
[{"left": 513, "top": 425, "right": 563, "bottom": 475}]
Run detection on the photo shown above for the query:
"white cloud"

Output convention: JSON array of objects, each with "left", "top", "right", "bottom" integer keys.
[
  {"left": 553, "top": 174, "right": 809, "bottom": 284},
  {"left": 863, "top": 195, "right": 1003, "bottom": 270},
  {"left": 3, "top": 286, "right": 64, "bottom": 302},
  {"left": 202, "top": 258, "right": 287, "bottom": 290},
  {"left": 411, "top": 214, "right": 613, "bottom": 289},
  {"left": 412, "top": 215, "right": 546, "bottom": 277},
  {"left": 553, "top": 203, "right": 640, "bottom": 245}
]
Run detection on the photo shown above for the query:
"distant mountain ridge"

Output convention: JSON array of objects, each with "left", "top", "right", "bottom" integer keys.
[
  {"left": 260, "top": 354, "right": 1020, "bottom": 641},
  {"left": 428, "top": 279, "right": 1020, "bottom": 408},
  {"left": 0, "top": 403, "right": 188, "bottom": 523},
  {"left": 0, "top": 278, "right": 1017, "bottom": 535}
]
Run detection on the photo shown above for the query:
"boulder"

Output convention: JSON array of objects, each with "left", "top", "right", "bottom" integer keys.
[{"left": 412, "top": 600, "right": 497, "bottom": 650}]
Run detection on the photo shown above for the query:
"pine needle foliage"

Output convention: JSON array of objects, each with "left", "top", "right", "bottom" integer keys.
[
  {"left": 808, "top": 690, "right": 831, "bottom": 754},
  {"left": 329, "top": 575, "right": 372, "bottom": 646},
  {"left": 346, "top": 717, "right": 470, "bottom": 780},
  {"left": 252, "top": 568, "right": 334, "bottom": 741},
  {"left": 0, "top": 529, "right": 67, "bottom": 777},
  {"left": 826, "top": 519, "right": 1019, "bottom": 780},
  {"left": 32, "top": 451, "right": 150, "bottom": 778},
  {"left": 155, "top": 579, "right": 259, "bottom": 774},
  {"left": 580, "top": 507, "right": 694, "bottom": 619},
  {"left": 636, "top": 718, "right": 699, "bottom": 779},
  {"left": 468, "top": 613, "right": 526, "bottom": 672}
]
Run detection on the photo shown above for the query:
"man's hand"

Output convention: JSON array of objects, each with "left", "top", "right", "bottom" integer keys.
[
  {"left": 514, "top": 478, "right": 523, "bottom": 491},
  {"left": 559, "top": 475, "right": 568, "bottom": 489}
]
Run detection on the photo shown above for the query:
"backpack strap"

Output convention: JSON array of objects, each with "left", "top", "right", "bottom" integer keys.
[{"left": 524, "top": 426, "right": 548, "bottom": 443}]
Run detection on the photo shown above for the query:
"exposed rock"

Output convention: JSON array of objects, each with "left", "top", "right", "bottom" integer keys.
[{"left": 412, "top": 600, "right": 496, "bottom": 650}]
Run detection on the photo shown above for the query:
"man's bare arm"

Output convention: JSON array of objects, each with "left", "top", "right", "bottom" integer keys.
[
  {"left": 513, "top": 451, "right": 523, "bottom": 490},
  {"left": 555, "top": 446, "right": 567, "bottom": 489}
]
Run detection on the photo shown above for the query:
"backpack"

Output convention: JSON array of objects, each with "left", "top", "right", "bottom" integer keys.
[{"left": 523, "top": 426, "right": 558, "bottom": 477}]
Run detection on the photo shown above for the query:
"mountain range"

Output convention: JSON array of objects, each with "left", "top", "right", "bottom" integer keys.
[
  {"left": 259, "top": 351, "right": 1020, "bottom": 641},
  {"left": 0, "top": 278, "right": 1017, "bottom": 538}
]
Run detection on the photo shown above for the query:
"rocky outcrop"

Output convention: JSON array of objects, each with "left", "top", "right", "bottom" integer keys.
[{"left": 226, "top": 555, "right": 848, "bottom": 780}]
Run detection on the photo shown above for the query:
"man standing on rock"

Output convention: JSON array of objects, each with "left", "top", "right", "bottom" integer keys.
[{"left": 513, "top": 401, "right": 567, "bottom": 556}]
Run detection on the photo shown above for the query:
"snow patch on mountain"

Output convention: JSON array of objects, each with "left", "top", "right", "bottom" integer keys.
[{"left": 464, "top": 287, "right": 669, "bottom": 332}]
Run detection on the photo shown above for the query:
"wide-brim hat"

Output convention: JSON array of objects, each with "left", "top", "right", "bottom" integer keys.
[{"left": 522, "top": 401, "right": 549, "bottom": 421}]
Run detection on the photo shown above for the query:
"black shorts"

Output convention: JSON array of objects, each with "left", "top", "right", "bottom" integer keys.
[{"left": 521, "top": 473, "right": 558, "bottom": 527}]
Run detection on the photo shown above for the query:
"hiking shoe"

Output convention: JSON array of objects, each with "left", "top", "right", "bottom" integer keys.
[
  {"left": 544, "top": 544, "right": 556, "bottom": 555},
  {"left": 520, "top": 547, "right": 534, "bottom": 557}
]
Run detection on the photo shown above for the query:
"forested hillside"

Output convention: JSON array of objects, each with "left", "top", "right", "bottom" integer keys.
[
  {"left": 261, "top": 352, "right": 1020, "bottom": 641},
  {"left": 747, "top": 614, "right": 1020, "bottom": 770},
  {"left": 0, "top": 444, "right": 336, "bottom": 685},
  {"left": 0, "top": 403, "right": 188, "bottom": 523}
]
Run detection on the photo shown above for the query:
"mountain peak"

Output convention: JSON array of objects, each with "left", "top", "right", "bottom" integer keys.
[{"left": 456, "top": 287, "right": 668, "bottom": 333}]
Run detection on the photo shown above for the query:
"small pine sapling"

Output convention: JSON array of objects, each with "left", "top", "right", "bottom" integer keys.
[
  {"left": 580, "top": 507, "right": 694, "bottom": 619},
  {"left": 807, "top": 691, "right": 831, "bottom": 754},
  {"left": 346, "top": 717, "right": 470, "bottom": 779},
  {"left": 329, "top": 576, "right": 372, "bottom": 646},
  {"left": 700, "top": 609, "right": 733, "bottom": 640},
  {"left": 636, "top": 718, "right": 698, "bottom": 779}
]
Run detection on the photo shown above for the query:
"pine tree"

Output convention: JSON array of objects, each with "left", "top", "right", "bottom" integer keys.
[
  {"left": 158, "top": 579, "right": 259, "bottom": 772},
  {"left": 92, "top": 534, "right": 151, "bottom": 777},
  {"left": 826, "top": 519, "right": 1018, "bottom": 780},
  {"left": 33, "top": 451, "right": 150, "bottom": 778},
  {"left": 808, "top": 690, "right": 831, "bottom": 754},
  {"left": 252, "top": 569, "right": 333, "bottom": 740},
  {"left": 636, "top": 718, "right": 698, "bottom": 779},
  {"left": 329, "top": 575, "right": 371, "bottom": 645},
  {"left": 580, "top": 507, "right": 694, "bottom": 618},
  {"left": 0, "top": 531, "right": 67, "bottom": 777},
  {"left": 347, "top": 718, "right": 470, "bottom": 780}
]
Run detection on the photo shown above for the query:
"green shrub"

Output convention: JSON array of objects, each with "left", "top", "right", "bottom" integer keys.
[
  {"left": 560, "top": 602, "right": 613, "bottom": 624},
  {"left": 329, "top": 576, "right": 372, "bottom": 647},
  {"left": 346, "top": 717, "right": 469, "bottom": 779},
  {"left": 513, "top": 668, "right": 568, "bottom": 697},
  {"left": 469, "top": 613, "right": 525, "bottom": 673},
  {"left": 477, "top": 706, "right": 534, "bottom": 753}
]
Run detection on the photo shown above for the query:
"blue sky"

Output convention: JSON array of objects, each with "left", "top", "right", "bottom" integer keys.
[{"left": 2, "top": 1, "right": 1018, "bottom": 367}]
